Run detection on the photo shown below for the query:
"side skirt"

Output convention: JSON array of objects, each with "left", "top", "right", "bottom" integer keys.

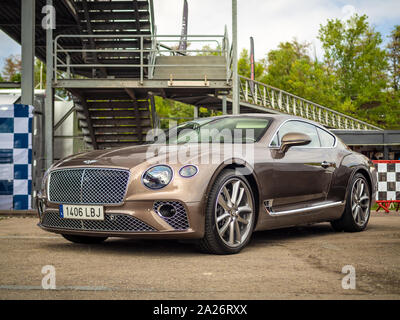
[{"left": 264, "top": 200, "right": 345, "bottom": 217}]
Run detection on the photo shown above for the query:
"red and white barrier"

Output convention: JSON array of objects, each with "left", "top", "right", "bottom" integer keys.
[{"left": 373, "top": 160, "right": 400, "bottom": 213}]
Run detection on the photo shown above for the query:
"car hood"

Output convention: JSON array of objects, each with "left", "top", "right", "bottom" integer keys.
[{"left": 51, "top": 144, "right": 235, "bottom": 170}]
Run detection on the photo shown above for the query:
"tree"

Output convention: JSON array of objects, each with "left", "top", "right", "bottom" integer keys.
[
  {"left": 237, "top": 48, "right": 266, "bottom": 81},
  {"left": 263, "top": 40, "right": 313, "bottom": 88},
  {"left": 2, "top": 54, "right": 21, "bottom": 81},
  {"left": 197, "top": 44, "right": 222, "bottom": 57},
  {"left": 154, "top": 97, "right": 220, "bottom": 129},
  {"left": 387, "top": 25, "right": 400, "bottom": 91},
  {"left": 318, "top": 14, "right": 388, "bottom": 105},
  {"left": 263, "top": 40, "right": 338, "bottom": 110}
]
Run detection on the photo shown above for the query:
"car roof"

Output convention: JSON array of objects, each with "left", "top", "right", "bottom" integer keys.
[
  {"left": 197, "top": 113, "right": 307, "bottom": 122},
  {"left": 194, "top": 114, "right": 333, "bottom": 132}
]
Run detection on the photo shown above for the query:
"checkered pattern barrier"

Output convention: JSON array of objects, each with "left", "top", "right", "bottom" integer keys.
[
  {"left": 0, "top": 104, "right": 33, "bottom": 210},
  {"left": 373, "top": 160, "right": 400, "bottom": 213}
]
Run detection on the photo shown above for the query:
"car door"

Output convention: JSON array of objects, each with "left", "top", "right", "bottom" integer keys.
[{"left": 269, "top": 120, "right": 336, "bottom": 208}]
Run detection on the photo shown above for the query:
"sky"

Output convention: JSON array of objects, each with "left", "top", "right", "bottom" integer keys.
[{"left": 0, "top": 0, "right": 399, "bottom": 71}]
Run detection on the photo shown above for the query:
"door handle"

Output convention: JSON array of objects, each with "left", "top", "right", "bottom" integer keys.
[{"left": 321, "top": 161, "right": 333, "bottom": 169}]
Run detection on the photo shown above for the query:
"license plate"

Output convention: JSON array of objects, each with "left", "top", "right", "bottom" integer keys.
[{"left": 60, "top": 205, "right": 104, "bottom": 220}]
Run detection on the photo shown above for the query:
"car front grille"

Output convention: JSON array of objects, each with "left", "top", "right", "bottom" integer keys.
[
  {"left": 41, "top": 211, "right": 156, "bottom": 232},
  {"left": 48, "top": 168, "right": 130, "bottom": 204}
]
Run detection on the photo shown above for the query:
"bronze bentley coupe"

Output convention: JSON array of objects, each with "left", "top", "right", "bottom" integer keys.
[{"left": 37, "top": 115, "right": 377, "bottom": 254}]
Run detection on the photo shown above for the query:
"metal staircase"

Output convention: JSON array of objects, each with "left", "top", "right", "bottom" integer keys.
[
  {"left": 54, "top": 0, "right": 157, "bottom": 150},
  {"left": 58, "top": 0, "right": 154, "bottom": 79},
  {"left": 72, "top": 90, "right": 154, "bottom": 149}
]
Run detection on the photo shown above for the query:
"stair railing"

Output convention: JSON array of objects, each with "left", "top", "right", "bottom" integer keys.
[{"left": 239, "top": 76, "right": 382, "bottom": 130}]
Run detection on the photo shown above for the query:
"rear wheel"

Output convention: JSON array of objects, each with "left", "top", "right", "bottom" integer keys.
[
  {"left": 198, "top": 170, "right": 256, "bottom": 254},
  {"left": 331, "top": 173, "right": 371, "bottom": 232},
  {"left": 62, "top": 234, "right": 108, "bottom": 244}
]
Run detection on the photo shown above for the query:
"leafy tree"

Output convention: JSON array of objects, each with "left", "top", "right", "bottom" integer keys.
[
  {"left": 237, "top": 48, "right": 266, "bottom": 80},
  {"left": 318, "top": 14, "right": 388, "bottom": 106},
  {"left": 263, "top": 40, "right": 338, "bottom": 110},
  {"left": 387, "top": 25, "right": 400, "bottom": 91},
  {"left": 1, "top": 55, "right": 47, "bottom": 89},
  {"left": 154, "top": 97, "right": 220, "bottom": 129},
  {"left": 263, "top": 40, "right": 311, "bottom": 88},
  {"left": 2, "top": 54, "right": 21, "bottom": 81},
  {"left": 197, "top": 44, "right": 222, "bottom": 56}
]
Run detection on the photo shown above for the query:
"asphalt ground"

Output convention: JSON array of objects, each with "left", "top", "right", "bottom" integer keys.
[{"left": 0, "top": 212, "right": 399, "bottom": 300}]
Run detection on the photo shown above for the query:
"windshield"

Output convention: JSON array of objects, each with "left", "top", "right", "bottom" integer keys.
[{"left": 151, "top": 117, "right": 271, "bottom": 144}]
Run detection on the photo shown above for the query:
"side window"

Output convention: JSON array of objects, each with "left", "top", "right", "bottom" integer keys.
[
  {"left": 270, "top": 132, "right": 279, "bottom": 147},
  {"left": 275, "top": 121, "right": 321, "bottom": 148},
  {"left": 317, "top": 127, "right": 335, "bottom": 147}
]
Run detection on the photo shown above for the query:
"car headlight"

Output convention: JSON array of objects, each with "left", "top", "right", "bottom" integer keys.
[
  {"left": 142, "top": 165, "right": 173, "bottom": 190},
  {"left": 179, "top": 165, "right": 198, "bottom": 178}
]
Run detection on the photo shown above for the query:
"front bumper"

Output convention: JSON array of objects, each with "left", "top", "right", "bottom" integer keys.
[{"left": 36, "top": 196, "right": 205, "bottom": 239}]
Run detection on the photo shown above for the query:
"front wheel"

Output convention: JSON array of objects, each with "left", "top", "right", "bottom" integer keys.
[
  {"left": 331, "top": 173, "right": 371, "bottom": 232},
  {"left": 62, "top": 234, "right": 108, "bottom": 244},
  {"left": 198, "top": 170, "right": 256, "bottom": 254}
]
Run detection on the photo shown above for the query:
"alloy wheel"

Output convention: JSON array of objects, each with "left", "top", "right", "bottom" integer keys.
[
  {"left": 351, "top": 178, "right": 370, "bottom": 227},
  {"left": 214, "top": 178, "right": 254, "bottom": 248}
]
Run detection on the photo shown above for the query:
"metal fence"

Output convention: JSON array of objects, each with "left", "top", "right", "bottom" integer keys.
[{"left": 54, "top": 33, "right": 231, "bottom": 84}]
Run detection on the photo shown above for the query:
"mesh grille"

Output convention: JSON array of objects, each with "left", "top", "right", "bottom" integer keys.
[
  {"left": 42, "top": 211, "right": 156, "bottom": 232},
  {"left": 153, "top": 201, "right": 190, "bottom": 230},
  {"left": 48, "top": 168, "right": 130, "bottom": 204}
]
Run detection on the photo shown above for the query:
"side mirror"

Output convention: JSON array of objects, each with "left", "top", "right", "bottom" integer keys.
[{"left": 280, "top": 132, "right": 311, "bottom": 153}]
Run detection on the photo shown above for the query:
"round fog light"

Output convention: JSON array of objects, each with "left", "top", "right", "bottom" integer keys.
[{"left": 158, "top": 204, "right": 176, "bottom": 218}]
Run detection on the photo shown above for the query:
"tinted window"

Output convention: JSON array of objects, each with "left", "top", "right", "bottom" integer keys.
[
  {"left": 276, "top": 121, "right": 321, "bottom": 148},
  {"left": 317, "top": 127, "right": 335, "bottom": 147},
  {"left": 152, "top": 117, "right": 270, "bottom": 144}
]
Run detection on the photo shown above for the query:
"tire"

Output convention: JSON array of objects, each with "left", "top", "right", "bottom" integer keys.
[
  {"left": 197, "top": 169, "right": 256, "bottom": 254},
  {"left": 331, "top": 173, "right": 371, "bottom": 232},
  {"left": 62, "top": 234, "right": 108, "bottom": 244}
]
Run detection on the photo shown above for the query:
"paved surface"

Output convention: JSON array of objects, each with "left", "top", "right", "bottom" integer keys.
[{"left": 0, "top": 213, "right": 399, "bottom": 300}]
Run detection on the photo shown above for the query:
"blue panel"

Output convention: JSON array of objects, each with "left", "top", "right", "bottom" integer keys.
[
  {"left": 28, "top": 179, "right": 32, "bottom": 194},
  {"left": 0, "top": 149, "right": 13, "bottom": 164},
  {"left": 0, "top": 180, "right": 13, "bottom": 195},
  {"left": 28, "top": 149, "right": 32, "bottom": 164},
  {"left": 28, "top": 118, "right": 32, "bottom": 133},
  {"left": 14, "top": 164, "right": 28, "bottom": 179},
  {"left": 14, "top": 104, "right": 29, "bottom": 118},
  {"left": 0, "top": 118, "right": 14, "bottom": 133},
  {"left": 13, "top": 133, "right": 28, "bottom": 148},
  {"left": 13, "top": 195, "right": 28, "bottom": 210},
  {"left": 59, "top": 205, "right": 64, "bottom": 218}
]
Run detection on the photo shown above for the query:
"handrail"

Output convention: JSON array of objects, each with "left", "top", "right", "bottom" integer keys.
[
  {"left": 54, "top": 34, "right": 228, "bottom": 84},
  {"left": 238, "top": 76, "right": 382, "bottom": 131}
]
